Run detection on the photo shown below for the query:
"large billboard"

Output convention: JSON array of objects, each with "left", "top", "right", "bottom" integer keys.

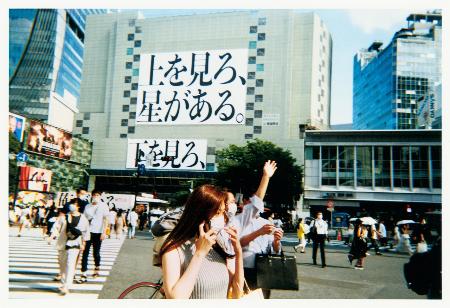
[
  {"left": 126, "top": 138, "right": 207, "bottom": 170},
  {"left": 19, "top": 166, "right": 53, "bottom": 192},
  {"left": 26, "top": 120, "right": 73, "bottom": 159},
  {"left": 55, "top": 192, "right": 135, "bottom": 209},
  {"left": 9, "top": 113, "right": 25, "bottom": 142},
  {"left": 137, "top": 49, "right": 248, "bottom": 125}
]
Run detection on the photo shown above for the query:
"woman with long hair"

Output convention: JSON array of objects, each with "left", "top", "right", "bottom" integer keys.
[
  {"left": 348, "top": 219, "right": 368, "bottom": 270},
  {"left": 160, "top": 184, "right": 244, "bottom": 299}
]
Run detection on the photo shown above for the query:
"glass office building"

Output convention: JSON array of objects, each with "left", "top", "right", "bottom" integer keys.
[
  {"left": 353, "top": 11, "right": 441, "bottom": 130},
  {"left": 9, "top": 9, "right": 107, "bottom": 126},
  {"left": 304, "top": 130, "right": 441, "bottom": 218}
]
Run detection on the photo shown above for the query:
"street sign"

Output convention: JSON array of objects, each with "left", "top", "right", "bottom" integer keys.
[
  {"left": 16, "top": 152, "right": 29, "bottom": 162},
  {"left": 137, "top": 164, "right": 146, "bottom": 176}
]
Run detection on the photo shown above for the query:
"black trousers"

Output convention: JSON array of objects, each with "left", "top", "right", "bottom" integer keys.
[
  {"left": 81, "top": 232, "right": 102, "bottom": 273},
  {"left": 312, "top": 235, "right": 326, "bottom": 266},
  {"left": 244, "top": 267, "right": 271, "bottom": 299}
]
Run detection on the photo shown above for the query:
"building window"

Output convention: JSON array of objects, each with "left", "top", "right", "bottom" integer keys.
[
  {"left": 130, "top": 97, "right": 137, "bottom": 105},
  {"left": 258, "top": 17, "right": 266, "bottom": 25},
  {"left": 248, "top": 72, "right": 255, "bottom": 79},
  {"left": 128, "top": 34, "right": 134, "bottom": 41},
  {"left": 305, "top": 146, "right": 320, "bottom": 160},
  {"left": 132, "top": 69, "right": 139, "bottom": 76},
  {"left": 127, "top": 48, "right": 133, "bottom": 55},
  {"left": 125, "top": 76, "right": 132, "bottom": 83},
  {"left": 129, "top": 112, "right": 136, "bottom": 119},
  {"left": 255, "top": 95, "right": 263, "bottom": 102},
  {"left": 257, "top": 33, "right": 266, "bottom": 41},
  {"left": 257, "top": 48, "right": 265, "bottom": 56},
  {"left": 134, "top": 40, "right": 141, "bottom": 47},
  {"left": 322, "top": 146, "right": 337, "bottom": 186},
  {"left": 254, "top": 110, "right": 262, "bottom": 118},
  {"left": 393, "top": 146, "right": 410, "bottom": 188},
  {"left": 123, "top": 105, "right": 130, "bottom": 112},
  {"left": 248, "top": 56, "right": 256, "bottom": 64},
  {"left": 254, "top": 126, "right": 262, "bottom": 134},
  {"left": 207, "top": 147, "right": 216, "bottom": 155},
  {"left": 246, "top": 118, "right": 254, "bottom": 126},
  {"left": 83, "top": 113, "right": 90, "bottom": 120},
  {"left": 245, "top": 134, "right": 253, "bottom": 139},
  {"left": 133, "top": 54, "right": 140, "bottom": 62},
  {"left": 431, "top": 146, "right": 441, "bottom": 188},
  {"left": 76, "top": 120, "right": 83, "bottom": 127},
  {"left": 128, "top": 19, "right": 135, "bottom": 27},
  {"left": 374, "top": 146, "right": 391, "bottom": 187},
  {"left": 135, "top": 26, "right": 142, "bottom": 33},
  {"left": 206, "top": 163, "right": 215, "bottom": 171},
  {"left": 123, "top": 91, "right": 130, "bottom": 97},
  {"left": 247, "top": 87, "right": 255, "bottom": 95},
  {"left": 121, "top": 119, "right": 128, "bottom": 126},
  {"left": 338, "top": 146, "right": 354, "bottom": 186},
  {"left": 246, "top": 103, "right": 254, "bottom": 110},
  {"left": 131, "top": 83, "right": 138, "bottom": 90},
  {"left": 250, "top": 26, "right": 257, "bottom": 33},
  {"left": 82, "top": 127, "right": 89, "bottom": 134},
  {"left": 120, "top": 133, "right": 127, "bottom": 138},
  {"left": 256, "top": 64, "right": 264, "bottom": 71},
  {"left": 249, "top": 41, "right": 257, "bottom": 49},
  {"left": 126, "top": 62, "right": 132, "bottom": 69},
  {"left": 128, "top": 126, "right": 135, "bottom": 134},
  {"left": 411, "top": 146, "right": 429, "bottom": 188},
  {"left": 256, "top": 79, "right": 264, "bottom": 87}
]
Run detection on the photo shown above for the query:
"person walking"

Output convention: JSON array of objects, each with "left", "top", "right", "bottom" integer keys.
[
  {"left": 50, "top": 199, "right": 90, "bottom": 295},
  {"left": 77, "top": 189, "right": 110, "bottom": 284},
  {"left": 310, "top": 211, "right": 328, "bottom": 268},
  {"left": 115, "top": 209, "right": 126, "bottom": 239},
  {"left": 138, "top": 210, "right": 148, "bottom": 231},
  {"left": 127, "top": 207, "right": 139, "bottom": 239},
  {"left": 107, "top": 209, "right": 117, "bottom": 239},
  {"left": 228, "top": 160, "right": 280, "bottom": 299},
  {"left": 160, "top": 185, "right": 244, "bottom": 299},
  {"left": 396, "top": 224, "right": 414, "bottom": 255},
  {"left": 378, "top": 220, "right": 387, "bottom": 247},
  {"left": 294, "top": 218, "right": 307, "bottom": 253},
  {"left": 17, "top": 206, "right": 32, "bottom": 237},
  {"left": 349, "top": 219, "right": 368, "bottom": 270},
  {"left": 369, "top": 224, "right": 382, "bottom": 255}
]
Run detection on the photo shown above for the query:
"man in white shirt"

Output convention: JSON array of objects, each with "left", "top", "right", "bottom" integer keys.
[
  {"left": 77, "top": 189, "right": 110, "bottom": 283},
  {"left": 378, "top": 220, "right": 387, "bottom": 247},
  {"left": 310, "top": 211, "right": 328, "bottom": 268},
  {"left": 228, "top": 160, "right": 282, "bottom": 299},
  {"left": 127, "top": 208, "right": 139, "bottom": 239}
]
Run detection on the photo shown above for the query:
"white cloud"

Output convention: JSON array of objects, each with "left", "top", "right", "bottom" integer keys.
[{"left": 347, "top": 10, "right": 412, "bottom": 34}]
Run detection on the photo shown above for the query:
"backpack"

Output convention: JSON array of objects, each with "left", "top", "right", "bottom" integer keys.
[
  {"left": 310, "top": 220, "right": 318, "bottom": 239},
  {"left": 66, "top": 214, "right": 82, "bottom": 241},
  {"left": 403, "top": 250, "right": 432, "bottom": 295},
  {"left": 151, "top": 208, "right": 184, "bottom": 266}
]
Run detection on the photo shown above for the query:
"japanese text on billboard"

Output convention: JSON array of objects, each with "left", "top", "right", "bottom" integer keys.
[{"left": 137, "top": 49, "right": 248, "bottom": 125}]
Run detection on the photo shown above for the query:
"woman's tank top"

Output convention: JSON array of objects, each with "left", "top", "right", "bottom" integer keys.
[{"left": 177, "top": 240, "right": 229, "bottom": 299}]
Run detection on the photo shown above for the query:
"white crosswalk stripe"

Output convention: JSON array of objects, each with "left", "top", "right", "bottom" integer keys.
[{"left": 9, "top": 227, "right": 125, "bottom": 299}]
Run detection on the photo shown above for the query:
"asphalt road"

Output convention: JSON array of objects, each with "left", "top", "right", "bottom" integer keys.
[{"left": 99, "top": 230, "right": 425, "bottom": 299}]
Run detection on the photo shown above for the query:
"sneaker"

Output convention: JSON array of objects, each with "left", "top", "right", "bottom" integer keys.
[
  {"left": 301, "top": 250, "right": 305, "bottom": 253},
  {"left": 59, "top": 286, "right": 69, "bottom": 295},
  {"left": 53, "top": 275, "right": 62, "bottom": 281},
  {"left": 76, "top": 275, "right": 87, "bottom": 284},
  {"left": 293, "top": 246, "right": 298, "bottom": 253},
  {"left": 354, "top": 266, "right": 364, "bottom": 270},
  {"left": 366, "top": 252, "right": 371, "bottom": 256},
  {"left": 376, "top": 252, "right": 383, "bottom": 256}
]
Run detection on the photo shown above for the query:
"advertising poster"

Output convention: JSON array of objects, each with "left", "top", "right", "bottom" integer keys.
[{"left": 26, "top": 120, "right": 73, "bottom": 159}]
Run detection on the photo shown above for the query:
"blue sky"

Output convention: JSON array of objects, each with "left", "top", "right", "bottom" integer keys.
[{"left": 133, "top": 9, "right": 415, "bottom": 124}]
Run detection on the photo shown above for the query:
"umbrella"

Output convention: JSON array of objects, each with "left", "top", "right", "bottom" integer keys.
[
  {"left": 396, "top": 220, "right": 417, "bottom": 225},
  {"left": 360, "top": 217, "right": 377, "bottom": 225}
]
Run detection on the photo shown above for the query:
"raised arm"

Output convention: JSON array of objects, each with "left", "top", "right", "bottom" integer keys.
[{"left": 254, "top": 160, "right": 277, "bottom": 200}]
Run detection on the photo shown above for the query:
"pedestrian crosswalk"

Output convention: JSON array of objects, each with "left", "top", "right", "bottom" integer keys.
[{"left": 9, "top": 227, "right": 125, "bottom": 299}]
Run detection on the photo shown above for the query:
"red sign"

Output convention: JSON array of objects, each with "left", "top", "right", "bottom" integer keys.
[{"left": 19, "top": 166, "right": 52, "bottom": 192}]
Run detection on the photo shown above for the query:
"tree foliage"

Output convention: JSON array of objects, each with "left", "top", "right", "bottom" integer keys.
[{"left": 216, "top": 139, "right": 303, "bottom": 212}]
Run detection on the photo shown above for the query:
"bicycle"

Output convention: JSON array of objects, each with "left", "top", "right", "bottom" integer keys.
[{"left": 118, "top": 278, "right": 164, "bottom": 299}]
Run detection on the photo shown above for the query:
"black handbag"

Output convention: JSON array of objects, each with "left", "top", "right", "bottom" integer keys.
[{"left": 255, "top": 245, "right": 299, "bottom": 290}]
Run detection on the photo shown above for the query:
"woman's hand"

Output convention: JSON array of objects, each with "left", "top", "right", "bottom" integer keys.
[
  {"left": 195, "top": 222, "right": 217, "bottom": 257},
  {"left": 225, "top": 226, "right": 242, "bottom": 253}
]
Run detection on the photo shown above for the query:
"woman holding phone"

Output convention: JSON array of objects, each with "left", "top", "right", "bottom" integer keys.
[{"left": 159, "top": 185, "right": 244, "bottom": 299}]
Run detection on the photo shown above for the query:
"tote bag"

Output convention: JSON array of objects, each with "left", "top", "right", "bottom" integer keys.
[{"left": 256, "top": 251, "right": 299, "bottom": 290}]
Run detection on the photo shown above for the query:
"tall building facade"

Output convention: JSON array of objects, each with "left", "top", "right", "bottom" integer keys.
[
  {"left": 75, "top": 10, "right": 333, "bottom": 194},
  {"left": 9, "top": 9, "right": 107, "bottom": 131},
  {"left": 353, "top": 11, "right": 441, "bottom": 130}
]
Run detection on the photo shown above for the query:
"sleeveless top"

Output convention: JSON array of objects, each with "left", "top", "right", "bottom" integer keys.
[{"left": 177, "top": 240, "right": 229, "bottom": 299}]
